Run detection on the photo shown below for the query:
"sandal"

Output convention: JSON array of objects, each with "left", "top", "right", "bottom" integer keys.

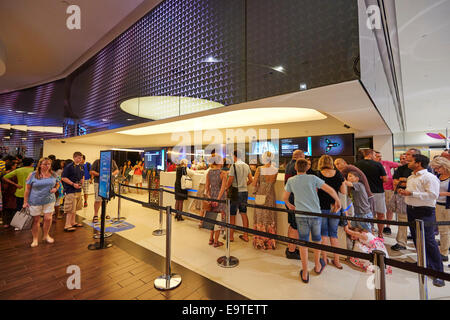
[
  {"left": 300, "top": 270, "right": 309, "bottom": 284},
  {"left": 92, "top": 216, "right": 99, "bottom": 223},
  {"left": 72, "top": 223, "right": 83, "bottom": 228},
  {"left": 105, "top": 215, "right": 110, "bottom": 219},
  {"left": 209, "top": 239, "right": 214, "bottom": 245},
  {"left": 64, "top": 227, "right": 76, "bottom": 232},
  {"left": 331, "top": 260, "right": 343, "bottom": 270},
  {"left": 213, "top": 241, "right": 224, "bottom": 248},
  {"left": 314, "top": 258, "right": 327, "bottom": 275},
  {"left": 239, "top": 235, "right": 249, "bottom": 242}
]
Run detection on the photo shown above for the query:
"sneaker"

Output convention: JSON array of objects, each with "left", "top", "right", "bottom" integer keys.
[
  {"left": 285, "top": 248, "right": 300, "bottom": 260},
  {"left": 391, "top": 243, "right": 406, "bottom": 251},
  {"left": 383, "top": 227, "right": 392, "bottom": 235},
  {"left": 432, "top": 278, "right": 445, "bottom": 287},
  {"left": 441, "top": 255, "right": 449, "bottom": 262},
  {"left": 407, "top": 234, "right": 413, "bottom": 240}
]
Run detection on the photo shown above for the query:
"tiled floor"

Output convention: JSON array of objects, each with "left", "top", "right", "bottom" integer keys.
[{"left": 76, "top": 189, "right": 450, "bottom": 300}]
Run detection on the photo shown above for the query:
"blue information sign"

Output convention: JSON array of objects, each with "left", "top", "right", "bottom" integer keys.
[{"left": 99, "top": 150, "right": 112, "bottom": 199}]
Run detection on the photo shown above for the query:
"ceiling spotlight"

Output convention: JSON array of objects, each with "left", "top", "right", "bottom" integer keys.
[
  {"left": 27, "top": 112, "right": 36, "bottom": 115},
  {"left": 299, "top": 83, "right": 307, "bottom": 91},
  {"left": 15, "top": 110, "right": 25, "bottom": 113},
  {"left": 102, "top": 119, "right": 108, "bottom": 122},
  {"left": 272, "top": 66, "right": 285, "bottom": 73},
  {"left": 202, "top": 56, "right": 221, "bottom": 63},
  {"left": 126, "top": 118, "right": 135, "bottom": 121},
  {"left": 3, "top": 136, "right": 10, "bottom": 139},
  {"left": 21, "top": 138, "right": 27, "bottom": 140}
]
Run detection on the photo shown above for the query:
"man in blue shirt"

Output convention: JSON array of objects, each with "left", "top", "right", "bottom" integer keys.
[
  {"left": 283, "top": 158, "right": 341, "bottom": 284},
  {"left": 61, "top": 151, "right": 84, "bottom": 232},
  {"left": 81, "top": 155, "right": 92, "bottom": 208}
]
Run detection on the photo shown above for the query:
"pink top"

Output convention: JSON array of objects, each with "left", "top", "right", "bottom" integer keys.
[{"left": 381, "top": 160, "right": 400, "bottom": 190}]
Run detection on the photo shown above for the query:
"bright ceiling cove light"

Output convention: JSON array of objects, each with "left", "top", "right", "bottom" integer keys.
[
  {"left": 0, "top": 124, "right": 63, "bottom": 133},
  {"left": 118, "top": 107, "right": 327, "bottom": 136},
  {"left": 120, "top": 96, "right": 224, "bottom": 120},
  {"left": 111, "top": 148, "right": 144, "bottom": 152}
]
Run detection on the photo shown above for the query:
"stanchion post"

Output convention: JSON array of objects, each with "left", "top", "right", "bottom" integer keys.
[
  {"left": 88, "top": 198, "right": 113, "bottom": 250},
  {"left": 113, "top": 183, "right": 126, "bottom": 221},
  {"left": 416, "top": 219, "right": 428, "bottom": 300},
  {"left": 154, "top": 206, "right": 181, "bottom": 290},
  {"left": 372, "top": 250, "right": 386, "bottom": 300},
  {"left": 152, "top": 188, "right": 166, "bottom": 236},
  {"left": 217, "top": 199, "right": 239, "bottom": 268}
]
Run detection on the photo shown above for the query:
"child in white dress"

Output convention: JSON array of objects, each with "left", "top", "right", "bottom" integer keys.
[{"left": 345, "top": 225, "right": 392, "bottom": 274}]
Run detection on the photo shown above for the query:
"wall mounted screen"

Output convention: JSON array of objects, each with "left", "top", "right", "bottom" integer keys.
[{"left": 311, "top": 134, "right": 355, "bottom": 156}]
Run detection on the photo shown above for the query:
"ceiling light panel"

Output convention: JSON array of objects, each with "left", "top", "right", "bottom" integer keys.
[{"left": 118, "top": 107, "right": 326, "bottom": 136}]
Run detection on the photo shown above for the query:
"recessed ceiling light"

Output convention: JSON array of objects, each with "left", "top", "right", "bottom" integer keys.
[
  {"left": 27, "top": 112, "right": 36, "bottom": 115},
  {"left": 202, "top": 56, "right": 222, "bottom": 63},
  {"left": 21, "top": 138, "right": 27, "bottom": 140},
  {"left": 127, "top": 118, "right": 135, "bottom": 121},
  {"left": 272, "top": 66, "right": 285, "bottom": 73},
  {"left": 102, "top": 119, "right": 108, "bottom": 122},
  {"left": 299, "top": 83, "right": 307, "bottom": 91},
  {"left": 15, "top": 110, "right": 25, "bottom": 113}
]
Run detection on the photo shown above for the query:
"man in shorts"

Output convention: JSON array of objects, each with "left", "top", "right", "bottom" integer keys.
[
  {"left": 356, "top": 149, "right": 387, "bottom": 238},
  {"left": 81, "top": 155, "right": 92, "bottom": 207},
  {"left": 283, "top": 159, "right": 341, "bottom": 283},
  {"left": 61, "top": 152, "right": 85, "bottom": 232},
  {"left": 284, "top": 149, "right": 305, "bottom": 259},
  {"left": 226, "top": 150, "right": 253, "bottom": 242},
  {"left": 90, "top": 157, "right": 119, "bottom": 222}
]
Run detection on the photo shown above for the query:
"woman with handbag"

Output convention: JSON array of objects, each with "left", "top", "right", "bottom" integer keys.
[
  {"left": 132, "top": 160, "right": 144, "bottom": 194},
  {"left": 174, "top": 159, "right": 194, "bottom": 221},
  {"left": 205, "top": 155, "right": 227, "bottom": 247},
  {"left": 23, "top": 157, "right": 59, "bottom": 248},
  {"left": 252, "top": 151, "right": 278, "bottom": 250}
]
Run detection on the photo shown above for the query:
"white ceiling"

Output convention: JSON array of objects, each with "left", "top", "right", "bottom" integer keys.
[
  {"left": 396, "top": 0, "right": 450, "bottom": 132},
  {"left": 0, "top": 0, "right": 161, "bottom": 93}
]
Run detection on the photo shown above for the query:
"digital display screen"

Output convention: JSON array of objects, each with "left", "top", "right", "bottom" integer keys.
[
  {"left": 144, "top": 149, "right": 165, "bottom": 170},
  {"left": 311, "top": 134, "right": 354, "bottom": 156},
  {"left": 250, "top": 141, "right": 279, "bottom": 156},
  {"left": 99, "top": 150, "right": 112, "bottom": 200},
  {"left": 280, "top": 137, "right": 311, "bottom": 157}
]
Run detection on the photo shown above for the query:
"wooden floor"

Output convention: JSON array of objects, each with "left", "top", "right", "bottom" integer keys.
[{"left": 0, "top": 217, "right": 245, "bottom": 300}]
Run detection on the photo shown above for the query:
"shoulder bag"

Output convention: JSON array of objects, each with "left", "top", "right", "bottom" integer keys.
[
  {"left": 227, "top": 164, "right": 239, "bottom": 201},
  {"left": 181, "top": 167, "right": 193, "bottom": 190}
]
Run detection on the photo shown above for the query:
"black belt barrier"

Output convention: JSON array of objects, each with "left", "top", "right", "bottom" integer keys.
[{"left": 114, "top": 190, "right": 450, "bottom": 282}]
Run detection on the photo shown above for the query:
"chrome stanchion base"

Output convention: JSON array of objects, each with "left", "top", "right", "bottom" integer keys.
[
  {"left": 94, "top": 232, "right": 113, "bottom": 239},
  {"left": 87, "top": 242, "right": 113, "bottom": 250},
  {"left": 111, "top": 217, "right": 126, "bottom": 222},
  {"left": 152, "top": 229, "right": 166, "bottom": 236},
  {"left": 217, "top": 256, "right": 239, "bottom": 268},
  {"left": 154, "top": 274, "right": 182, "bottom": 290}
]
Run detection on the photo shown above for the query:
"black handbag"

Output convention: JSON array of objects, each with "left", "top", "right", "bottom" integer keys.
[
  {"left": 227, "top": 164, "right": 239, "bottom": 201},
  {"left": 202, "top": 211, "right": 219, "bottom": 230}
]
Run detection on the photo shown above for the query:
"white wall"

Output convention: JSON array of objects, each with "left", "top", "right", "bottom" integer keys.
[
  {"left": 43, "top": 140, "right": 111, "bottom": 164},
  {"left": 373, "top": 134, "right": 394, "bottom": 161}
]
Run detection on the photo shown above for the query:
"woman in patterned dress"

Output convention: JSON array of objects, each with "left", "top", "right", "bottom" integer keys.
[
  {"left": 252, "top": 151, "right": 278, "bottom": 250},
  {"left": 205, "top": 155, "right": 227, "bottom": 247}
]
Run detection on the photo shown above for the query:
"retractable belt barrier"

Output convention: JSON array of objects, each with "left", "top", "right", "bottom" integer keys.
[
  {"left": 121, "top": 184, "right": 161, "bottom": 192},
  {"left": 119, "top": 183, "right": 450, "bottom": 227},
  {"left": 114, "top": 188, "right": 450, "bottom": 283}
]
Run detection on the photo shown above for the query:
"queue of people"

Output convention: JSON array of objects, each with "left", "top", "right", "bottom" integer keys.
[{"left": 170, "top": 148, "right": 450, "bottom": 287}]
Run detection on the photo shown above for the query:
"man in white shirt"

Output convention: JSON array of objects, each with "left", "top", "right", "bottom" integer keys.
[{"left": 398, "top": 154, "right": 444, "bottom": 287}]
